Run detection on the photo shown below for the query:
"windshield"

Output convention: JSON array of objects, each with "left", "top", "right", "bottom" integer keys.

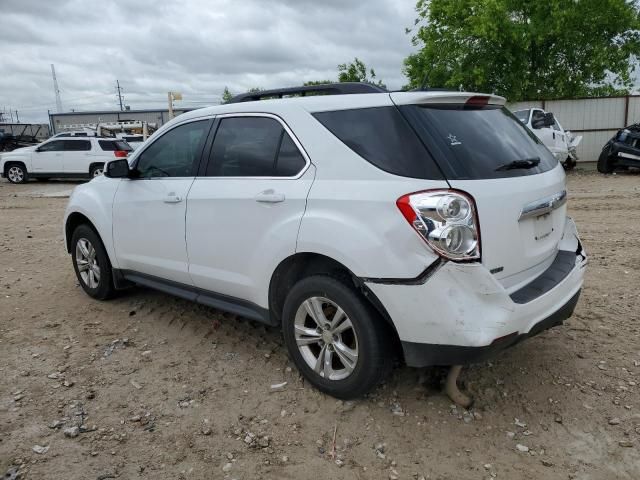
[
  {"left": 399, "top": 105, "right": 558, "bottom": 179},
  {"left": 513, "top": 109, "right": 530, "bottom": 123}
]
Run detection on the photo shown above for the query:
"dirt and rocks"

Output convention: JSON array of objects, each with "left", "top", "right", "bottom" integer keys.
[{"left": 1, "top": 171, "right": 639, "bottom": 479}]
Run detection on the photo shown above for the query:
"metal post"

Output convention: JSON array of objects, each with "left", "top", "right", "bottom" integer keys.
[
  {"left": 624, "top": 95, "right": 630, "bottom": 127},
  {"left": 168, "top": 92, "right": 174, "bottom": 120}
]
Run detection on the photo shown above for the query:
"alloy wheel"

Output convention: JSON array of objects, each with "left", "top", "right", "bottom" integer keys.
[
  {"left": 7, "top": 166, "right": 24, "bottom": 183},
  {"left": 294, "top": 296, "right": 359, "bottom": 381},
  {"left": 92, "top": 168, "right": 103, "bottom": 177},
  {"left": 75, "top": 238, "right": 100, "bottom": 288}
]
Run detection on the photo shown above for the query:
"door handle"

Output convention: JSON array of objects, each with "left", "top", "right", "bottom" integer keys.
[
  {"left": 255, "top": 190, "right": 285, "bottom": 203},
  {"left": 163, "top": 193, "right": 183, "bottom": 204}
]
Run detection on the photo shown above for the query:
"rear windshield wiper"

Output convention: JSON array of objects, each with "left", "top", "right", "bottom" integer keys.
[{"left": 495, "top": 157, "right": 540, "bottom": 171}]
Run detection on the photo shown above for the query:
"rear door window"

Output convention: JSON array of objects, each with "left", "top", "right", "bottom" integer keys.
[
  {"left": 399, "top": 105, "right": 558, "bottom": 179},
  {"left": 205, "top": 116, "right": 307, "bottom": 177},
  {"left": 63, "top": 140, "right": 91, "bottom": 151},
  {"left": 313, "top": 107, "right": 443, "bottom": 179}
]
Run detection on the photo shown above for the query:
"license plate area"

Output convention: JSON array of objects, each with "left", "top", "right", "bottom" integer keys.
[{"left": 534, "top": 213, "right": 553, "bottom": 241}]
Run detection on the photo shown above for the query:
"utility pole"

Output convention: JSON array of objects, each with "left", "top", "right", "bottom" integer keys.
[
  {"left": 51, "top": 64, "right": 63, "bottom": 113},
  {"left": 116, "top": 80, "right": 124, "bottom": 111},
  {"left": 15, "top": 110, "right": 19, "bottom": 123}
]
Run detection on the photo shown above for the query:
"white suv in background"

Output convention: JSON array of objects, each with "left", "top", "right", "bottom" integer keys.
[
  {"left": 1, "top": 137, "right": 132, "bottom": 183},
  {"left": 63, "top": 84, "right": 587, "bottom": 399}
]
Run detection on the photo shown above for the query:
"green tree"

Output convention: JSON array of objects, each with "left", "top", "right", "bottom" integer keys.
[
  {"left": 221, "top": 86, "right": 233, "bottom": 103},
  {"left": 338, "top": 58, "right": 386, "bottom": 88},
  {"left": 404, "top": 0, "right": 640, "bottom": 100}
]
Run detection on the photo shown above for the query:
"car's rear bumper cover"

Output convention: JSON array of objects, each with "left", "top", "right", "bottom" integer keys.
[
  {"left": 400, "top": 288, "right": 581, "bottom": 366},
  {"left": 365, "top": 217, "right": 587, "bottom": 366}
]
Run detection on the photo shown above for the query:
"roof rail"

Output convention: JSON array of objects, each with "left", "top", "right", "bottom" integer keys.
[{"left": 226, "top": 82, "right": 387, "bottom": 104}]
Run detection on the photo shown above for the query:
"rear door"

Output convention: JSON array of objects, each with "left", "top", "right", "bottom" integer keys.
[
  {"left": 112, "top": 118, "right": 212, "bottom": 284},
  {"left": 32, "top": 140, "right": 65, "bottom": 173},
  {"left": 61, "top": 139, "right": 92, "bottom": 173},
  {"left": 394, "top": 96, "right": 566, "bottom": 291},
  {"left": 185, "top": 114, "right": 314, "bottom": 306}
]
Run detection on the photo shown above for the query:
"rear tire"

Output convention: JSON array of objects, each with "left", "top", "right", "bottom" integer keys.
[
  {"left": 71, "top": 224, "right": 115, "bottom": 300},
  {"left": 282, "top": 275, "right": 390, "bottom": 399},
  {"left": 6, "top": 163, "right": 28, "bottom": 183},
  {"left": 597, "top": 149, "right": 614, "bottom": 174}
]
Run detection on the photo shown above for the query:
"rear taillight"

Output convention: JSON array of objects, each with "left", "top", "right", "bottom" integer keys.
[
  {"left": 397, "top": 189, "right": 481, "bottom": 261},
  {"left": 114, "top": 150, "right": 128, "bottom": 158}
]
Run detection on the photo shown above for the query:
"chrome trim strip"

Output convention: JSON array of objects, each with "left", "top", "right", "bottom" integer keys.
[
  {"left": 519, "top": 190, "right": 567, "bottom": 221},
  {"left": 619, "top": 152, "right": 640, "bottom": 161}
]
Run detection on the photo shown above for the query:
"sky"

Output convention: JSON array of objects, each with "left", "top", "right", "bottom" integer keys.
[{"left": 0, "top": 0, "right": 417, "bottom": 123}]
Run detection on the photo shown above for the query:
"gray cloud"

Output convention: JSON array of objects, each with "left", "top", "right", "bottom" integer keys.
[{"left": 0, "top": 0, "right": 417, "bottom": 123}]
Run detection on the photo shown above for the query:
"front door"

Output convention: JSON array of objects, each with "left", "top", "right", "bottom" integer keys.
[
  {"left": 32, "top": 140, "right": 65, "bottom": 173},
  {"left": 112, "top": 118, "right": 212, "bottom": 284},
  {"left": 186, "top": 115, "right": 314, "bottom": 307}
]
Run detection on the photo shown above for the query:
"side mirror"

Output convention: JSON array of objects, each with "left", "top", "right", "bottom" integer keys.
[{"left": 104, "top": 158, "right": 131, "bottom": 178}]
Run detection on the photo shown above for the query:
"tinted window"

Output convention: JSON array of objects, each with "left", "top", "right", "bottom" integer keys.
[
  {"left": 135, "top": 120, "right": 209, "bottom": 178},
  {"left": 531, "top": 109, "right": 545, "bottom": 128},
  {"left": 206, "top": 117, "right": 306, "bottom": 177},
  {"left": 63, "top": 140, "right": 91, "bottom": 151},
  {"left": 276, "top": 134, "right": 306, "bottom": 176},
  {"left": 313, "top": 107, "right": 443, "bottom": 179},
  {"left": 99, "top": 140, "right": 132, "bottom": 151},
  {"left": 38, "top": 140, "right": 65, "bottom": 152},
  {"left": 399, "top": 105, "right": 558, "bottom": 179}
]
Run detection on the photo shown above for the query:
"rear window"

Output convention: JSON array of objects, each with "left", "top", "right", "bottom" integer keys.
[
  {"left": 313, "top": 107, "right": 443, "bottom": 179},
  {"left": 99, "top": 140, "right": 132, "bottom": 151},
  {"left": 399, "top": 105, "right": 558, "bottom": 179}
]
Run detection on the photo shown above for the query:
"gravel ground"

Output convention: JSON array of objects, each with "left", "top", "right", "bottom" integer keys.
[{"left": 1, "top": 169, "right": 639, "bottom": 480}]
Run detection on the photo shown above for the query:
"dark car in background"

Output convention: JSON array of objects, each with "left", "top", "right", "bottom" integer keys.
[{"left": 598, "top": 123, "right": 640, "bottom": 173}]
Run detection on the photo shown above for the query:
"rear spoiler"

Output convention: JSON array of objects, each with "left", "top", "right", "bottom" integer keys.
[{"left": 390, "top": 92, "right": 506, "bottom": 107}]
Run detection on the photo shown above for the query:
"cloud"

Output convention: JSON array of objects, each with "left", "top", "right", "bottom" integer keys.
[{"left": 0, "top": 0, "right": 417, "bottom": 123}]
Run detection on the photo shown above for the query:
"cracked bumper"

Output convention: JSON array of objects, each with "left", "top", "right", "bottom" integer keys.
[{"left": 366, "top": 217, "right": 587, "bottom": 366}]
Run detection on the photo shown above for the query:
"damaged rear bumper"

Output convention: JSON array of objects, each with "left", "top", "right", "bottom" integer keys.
[{"left": 365, "top": 217, "right": 587, "bottom": 367}]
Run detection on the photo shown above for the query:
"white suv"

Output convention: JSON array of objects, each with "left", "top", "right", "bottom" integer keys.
[
  {"left": 63, "top": 84, "right": 587, "bottom": 399},
  {"left": 1, "top": 137, "right": 132, "bottom": 183}
]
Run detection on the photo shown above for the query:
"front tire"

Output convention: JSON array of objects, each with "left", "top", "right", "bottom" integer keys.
[
  {"left": 90, "top": 164, "right": 104, "bottom": 178},
  {"left": 6, "top": 164, "right": 28, "bottom": 183},
  {"left": 282, "top": 275, "right": 389, "bottom": 399},
  {"left": 597, "top": 149, "right": 614, "bottom": 173},
  {"left": 71, "top": 224, "right": 115, "bottom": 300}
]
